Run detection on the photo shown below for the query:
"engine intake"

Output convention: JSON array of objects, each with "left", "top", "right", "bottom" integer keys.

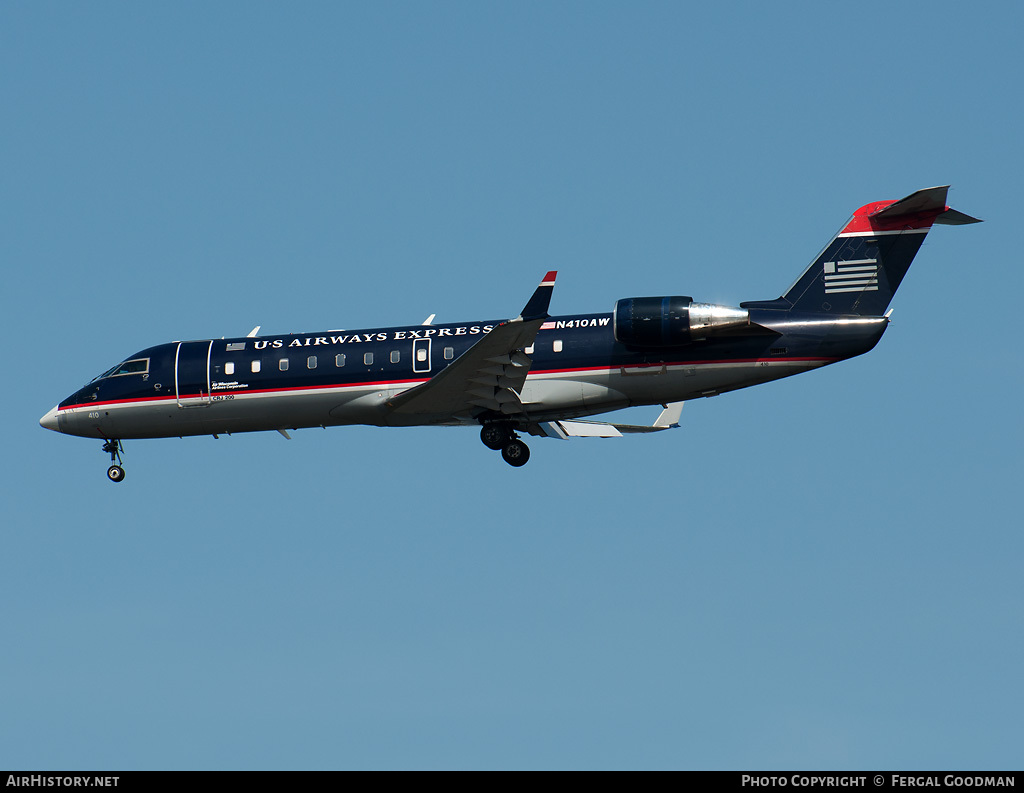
[{"left": 613, "top": 296, "right": 751, "bottom": 348}]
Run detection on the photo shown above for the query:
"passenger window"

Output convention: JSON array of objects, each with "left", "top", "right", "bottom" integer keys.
[
  {"left": 524, "top": 345, "right": 534, "bottom": 355},
  {"left": 553, "top": 340, "right": 563, "bottom": 353},
  {"left": 444, "top": 346, "right": 454, "bottom": 360},
  {"left": 225, "top": 362, "right": 235, "bottom": 376},
  {"left": 308, "top": 356, "right": 317, "bottom": 369},
  {"left": 251, "top": 360, "right": 261, "bottom": 373},
  {"left": 364, "top": 352, "right": 373, "bottom": 366},
  {"left": 390, "top": 350, "right": 400, "bottom": 363},
  {"left": 279, "top": 359, "right": 289, "bottom": 371},
  {"left": 335, "top": 354, "right": 346, "bottom": 367}
]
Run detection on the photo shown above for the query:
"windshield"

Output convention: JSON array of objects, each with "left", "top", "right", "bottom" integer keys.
[{"left": 90, "top": 358, "right": 149, "bottom": 382}]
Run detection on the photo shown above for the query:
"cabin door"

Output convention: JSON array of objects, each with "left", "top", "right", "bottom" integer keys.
[{"left": 175, "top": 340, "right": 213, "bottom": 408}]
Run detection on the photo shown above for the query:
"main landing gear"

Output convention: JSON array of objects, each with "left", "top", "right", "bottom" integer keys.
[
  {"left": 102, "top": 439, "right": 125, "bottom": 483},
  {"left": 480, "top": 423, "right": 531, "bottom": 467}
]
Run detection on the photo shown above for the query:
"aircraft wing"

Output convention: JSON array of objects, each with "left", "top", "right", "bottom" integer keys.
[
  {"left": 385, "top": 272, "right": 557, "bottom": 421},
  {"left": 530, "top": 402, "right": 684, "bottom": 438}
]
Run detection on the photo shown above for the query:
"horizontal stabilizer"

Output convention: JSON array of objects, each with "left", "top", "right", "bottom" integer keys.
[
  {"left": 869, "top": 185, "right": 982, "bottom": 225},
  {"left": 869, "top": 185, "right": 950, "bottom": 220},
  {"left": 935, "top": 208, "right": 982, "bottom": 225}
]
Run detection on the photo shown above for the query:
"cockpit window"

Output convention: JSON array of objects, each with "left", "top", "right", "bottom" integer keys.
[{"left": 92, "top": 358, "right": 150, "bottom": 381}]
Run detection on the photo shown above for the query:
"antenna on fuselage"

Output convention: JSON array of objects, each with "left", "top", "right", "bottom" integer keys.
[
  {"left": 422, "top": 314, "right": 436, "bottom": 326},
  {"left": 247, "top": 326, "right": 261, "bottom": 337}
]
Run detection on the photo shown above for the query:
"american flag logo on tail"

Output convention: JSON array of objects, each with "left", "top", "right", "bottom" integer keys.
[{"left": 823, "top": 258, "right": 879, "bottom": 294}]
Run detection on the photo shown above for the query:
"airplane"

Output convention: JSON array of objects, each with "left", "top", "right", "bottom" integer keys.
[{"left": 40, "top": 185, "right": 980, "bottom": 482}]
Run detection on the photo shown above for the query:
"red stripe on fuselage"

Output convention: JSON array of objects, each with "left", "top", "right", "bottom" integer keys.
[
  {"left": 59, "top": 375, "right": 432, "bottom": 412},
  {"left": 58, "top": 357, "right": 834, "bottom": 412}
]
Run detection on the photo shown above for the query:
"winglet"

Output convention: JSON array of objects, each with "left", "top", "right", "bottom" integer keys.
[
  {"left": 653, "top": 401, "right": 684, "bottom": 428},
  {"left": 517, "top": 271, "right": 558, "bottom": 321}
]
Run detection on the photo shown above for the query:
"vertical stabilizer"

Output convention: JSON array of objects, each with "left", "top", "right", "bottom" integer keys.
[{"left": 743, "top": 186, "right": 981, "bottom": 316}]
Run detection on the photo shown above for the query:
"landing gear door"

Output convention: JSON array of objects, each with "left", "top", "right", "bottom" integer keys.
[
  {"left": 413, "top": 338, "right": 432, "bottom": 374},
  {"left": 175, "top": 341, "right": 213, "bottom": 408}
]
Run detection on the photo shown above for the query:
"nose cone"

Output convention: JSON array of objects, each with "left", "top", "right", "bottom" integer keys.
[{"left": 39, "top": 405, "right": 61, "bottom": 433}]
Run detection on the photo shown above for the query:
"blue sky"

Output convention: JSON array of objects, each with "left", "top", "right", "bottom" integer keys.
[{"left": 2, "top": 1, "right": 1021, "bottom": 770}]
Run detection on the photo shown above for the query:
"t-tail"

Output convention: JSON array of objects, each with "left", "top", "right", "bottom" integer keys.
[{"left": 742, "top": 186, "right": 981, "bottom": 316}]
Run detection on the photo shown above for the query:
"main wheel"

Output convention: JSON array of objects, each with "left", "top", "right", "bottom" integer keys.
[
  {"left": 501, "top": 440, "right": 530, "bottom": 467},
  {"left": 480, "top": 424, "right": 509, "bottom": 450},
  {"left": 107, "top": 465, "right": 126, "bottom": 483}
]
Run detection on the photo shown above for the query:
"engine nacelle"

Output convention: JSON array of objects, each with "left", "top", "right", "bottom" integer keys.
[{"left": 613, "top": 296, "right": 751, "bottom": 348}]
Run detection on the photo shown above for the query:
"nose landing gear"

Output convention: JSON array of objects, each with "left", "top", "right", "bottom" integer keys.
[
  {"left": 480, "top": 423, "right": 531, "bottom": 467},
  {"left": 102, "top": 439, "right": 125, "bottom": 483}
]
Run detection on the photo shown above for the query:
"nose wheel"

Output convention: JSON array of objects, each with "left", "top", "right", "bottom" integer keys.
[
  {"left": 480, "top": 423, "right": 531, "bottom": 467},
  {"left": 102, "top": 439, "right": 126, "bottom": 483}
]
